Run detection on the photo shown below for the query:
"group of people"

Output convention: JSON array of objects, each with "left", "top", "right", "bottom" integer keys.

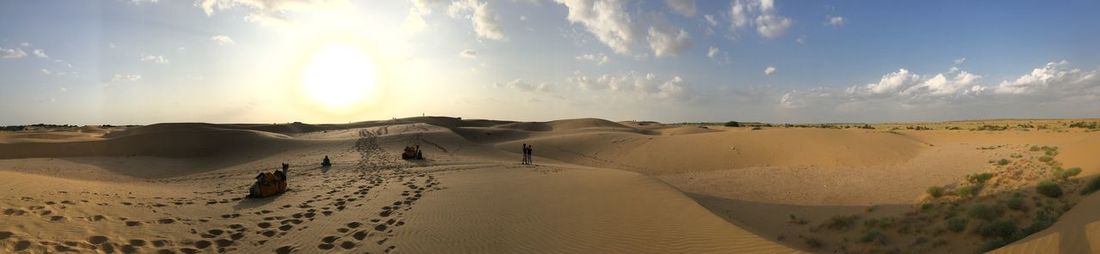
[{"left": 521, "top": 143, "right": 534, "bottom": 165}]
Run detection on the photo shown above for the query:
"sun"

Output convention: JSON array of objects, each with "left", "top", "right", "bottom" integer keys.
[{"left": 300, "top": 44, "right": 379, "bottom": 112}]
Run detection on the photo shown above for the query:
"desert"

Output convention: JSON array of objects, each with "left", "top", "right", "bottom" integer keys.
[{"left": 1, "top": 118, "right": 1098, "bottom": 253}]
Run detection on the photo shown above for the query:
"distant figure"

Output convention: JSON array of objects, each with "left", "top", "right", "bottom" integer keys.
[
  {"left": 321, "top": 156, "right": 332, "bottom": 167},
  {"left": 521, "top": 143, "right": 529, "bottom": 165},
  {"left": 416, "top": 145, "right": 423, "bottom": 160},
  {"left": 527, "top": 145, "right": 534, "bottom": 165},
  {"left": 281, "top": 163, "right": 289, "bottom": 180}
]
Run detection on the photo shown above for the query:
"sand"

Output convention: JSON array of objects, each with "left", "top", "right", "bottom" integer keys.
[{"left": 1, "top": 117, "right": 1098, "bottom": 253}]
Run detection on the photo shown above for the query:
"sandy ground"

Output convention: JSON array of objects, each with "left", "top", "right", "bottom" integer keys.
[{"left": 0, "top": 117, "right": 1098, "bottom": 253}]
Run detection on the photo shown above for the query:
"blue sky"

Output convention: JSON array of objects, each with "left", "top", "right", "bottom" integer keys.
[{"left": 1, "top": 0, "right": 1099, "bottom": 125}]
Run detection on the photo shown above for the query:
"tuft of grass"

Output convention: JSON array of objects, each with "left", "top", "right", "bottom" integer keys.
[
  {"left": 947, "top": 217, "right": 969, "bottom": 232},
  {"left": 1029, "top": 145, "right": 1041, "bottom": 151},
  {"left": 1036, "top": 180, "right": 1063, "bottom": 198},
  {"left": 1022, "top": 211, "right": 1056, "bottom": 236},
  {"left": 968, "top": 203, "right": 1001, "bottom": 222},
  {"left": 823, "top": 215, "right": 860, "bottom": 231},
  {"left": 1080, "top": 176, "right": 1100, "bottom": 195},
  {"left": 803, "top": 237, "right": 824, "bottom": 249},
  {"left": 996, "top": 159, "right": 1011, "bottom": 166},
  {"left": 927, "top": 186, "right": 945, "bottom": 198}
]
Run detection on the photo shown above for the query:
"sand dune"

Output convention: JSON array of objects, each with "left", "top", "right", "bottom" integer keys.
[{"left": 1, "top": 117, "right": 1099, "bottom": 253}]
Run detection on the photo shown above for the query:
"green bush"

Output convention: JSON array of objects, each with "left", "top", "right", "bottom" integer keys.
[
  {"left": 1007, "top": 196, "right": 1026, "bottom": 211},
  {"left": 1081, "top": 176, "right": 1100, "bottom": 195},
  {"left": 1054, "top": 167, "right": 1082, "bottom": 180},
  {"left": 724, "top": 121, "right": 740, "bottom": 127},
  {"left": 978, "top": 219, "right": 1019, "bottom": 239},
  {"left": 968, "top": 173, "right": 994, "bottom": 184},
  {"left": 860, "top": 229, "right": 887, "bottom": 244},
  {"left": 823, "top": 215, "right": 860, "bottom": 231},
  {"left": 968, "top": 203, "right": 1000, "bottom": 222},
  {"left": 947, "top": 217, "right": 969, "bottom": 232},
  {"left": 996, "top": 159, "right": 1011, "bottom": 166},
  {"left": 1029, "top": 145, "right": 1041, "bottom": 151},
  {"left": 1036, "top": 180, "right": 1063, "bottom": 198},
  {"left": 1038, "top": 156, "right": 1053, "bottom": 163},
  {"left": 1022, "top": 211, "right": 1056, "bottom": 235},
  {"left": 804, "top": 237, "right": 823, "bottom": 249},
  {"left": 927, "top": 186, "right": 945, "bottom": 198},
  {"left": 957, "top": 185, "right": 982, "bottom": 198}
]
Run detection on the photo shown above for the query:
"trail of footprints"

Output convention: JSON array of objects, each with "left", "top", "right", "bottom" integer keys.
[{"left": 0, "top": 127, "right": 443, "bottom": 253}]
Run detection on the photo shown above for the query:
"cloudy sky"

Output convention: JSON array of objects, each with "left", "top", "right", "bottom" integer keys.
[{"left": 1, "top": 0, "right": 1099, "bottom": 125}]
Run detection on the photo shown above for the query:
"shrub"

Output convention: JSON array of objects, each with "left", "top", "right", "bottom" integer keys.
[
  {"left": 724, "top": 121, "right": 740, "bottom": 127},
  {"left": 969, "top": 173, "right": 995, "bottom": 184},
  {"left": 823, "top": 215, "right": 860, "bottom": 231},
  {"left": 1053, "top": 167, "right": 1082, "bottom": 180},
  {"left": 980, "top": 239, "right": 1010, "bottom": 253},
  {"left": 1036, "top": 180, "right": 1063, "bottom": 198},
  {"left": 804, "top": 237, "right": 823, "bottom": 249},
  {"left": 997, "top": 159, "right": 1010, "bottom": 166},
  {"left": 1038, "top": 156, "right": 1053, "bottom": 163},
  {"left": 1007, "top": 196, "right": 1026, "bottom": 211},
  {"left": 1029, "top": 145, "right": 1041, "bottom": 151},
  {"left": 860, "top": 229, "right": 887, "bottom": 244},
  {"left": 968, "top": 203, "right": 1000, "bottom": 222},
  {"left": 978, "top": 219, "right": 1019, "bottom": 239},
  {"left": 1080, "top": 176, "right": 1100, "bottom": 195},
  {"left": 947, "top": 217, "right": 969, "bottom": 232},
  {"left": 1022, "top": 211, "right": 1056, "bottom": 235},
  {"left": 927, "top": 186, "right": 945, "bottom": 198},
  {"left": 957, "top": 185, "right": 982, "bottom": 198}
]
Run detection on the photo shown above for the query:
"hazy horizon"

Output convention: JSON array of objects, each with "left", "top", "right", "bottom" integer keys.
[{"left": 2, "top": 0, "right": 1100, "bottom": 125}]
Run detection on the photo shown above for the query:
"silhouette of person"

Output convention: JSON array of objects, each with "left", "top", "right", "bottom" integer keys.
[
  {"left": 527, "top": 145, "right": 533, "bottom": 165},
  {"left": 521, "top": 143, "right": 528, "bottom": 165}
]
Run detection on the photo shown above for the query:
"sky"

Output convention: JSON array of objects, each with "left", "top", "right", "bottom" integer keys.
[{"left": 1, "top": 0, "right": 1099, "bottom": 125}]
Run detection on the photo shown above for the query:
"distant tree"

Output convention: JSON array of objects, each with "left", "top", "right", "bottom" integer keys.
[{"left": 724, "top": 121, "right": 740, "bottom": 127}]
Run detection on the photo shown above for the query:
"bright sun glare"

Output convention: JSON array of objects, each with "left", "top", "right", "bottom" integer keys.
[{"left": 301, "top": 44, "right": 379, "bottom": 112}]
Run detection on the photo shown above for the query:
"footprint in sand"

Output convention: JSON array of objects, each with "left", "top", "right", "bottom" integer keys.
[
  {"left": 14, "top": 240, "right": 32, "bottom": 251},
  {"left": 278, "top": 225, "right": 293, "bottom": 231},
  {"left": 88, "top": 235, "right": 109, "bottom": 245},
  {"left": 157, "top": 218, "right": 176, "bottom": 224},
  {"left": 257, "top": 222, "right": 272, "bottom": 228},
  {"left": 275, "top": 245, "right": 295, "bottom": 254},
  {"left": 0, "top": 231, "right": 12, "bottom": 240},
  {"left": 260, "top": 230, "right": 277, "bottom": 237},
  {"left": 340, "top": 241, "right": 355, "bottom": 250},
  {"left": 194, "top": 240, "right": 212, "bottom": 248},
  {"left": 49, "top": 215, "right": 65, "bottom": 222},
  {"left": 126, "top": 221, "right": 143, "bottom": 226}
]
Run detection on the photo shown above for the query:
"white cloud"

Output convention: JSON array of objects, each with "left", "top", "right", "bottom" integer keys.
[
  {"left": 647, "top": 26, "right": 691, "bottom": 58},
  {"left": 0, "top": 47, "right": 27, "bottom": 59},
  {"left": 754, "top": 14, "right": 792, "bottom": 39},
  {"left": 993, "top": 60, "right": 1095, "bottom": 95},
  {"left": 729, "top": 0, "right": 793, "bottom": 39},
  {"left": 32, "top": 49, "right": 48, "bottom": 58},
  {"left": 459, "top": 49, "right": 478, "bottom": 58},
  {"left": 497, "top": 79, "right": 550, "bottom": 92},
  {"left": 140, "top": 55, "right": 169, "bottom": 64},
  {"left": 554, "top": 0, "right": 637, "bottom": 54},
  {"left": 707, "top": 46, "right": 719, "bottom": 59},
  {"left": 576, "top": 53, "right": 609, "bottom": 65},
  {"left": 826, "top": 15, "right": 845, "bottom": 27},
  {"left": 111, "top": 74, "right": 142, "bottom": 82},
  {"left": 448, "top": 0, "right": 505, "bottom": 40},
  {"left": 849, "top": 68, "right": 921, "bottom": 95},
  {"left": 901, "top": 71, "right": 982, "bottom": 96},
  {"left": 196, "top": 0, "right": 340, "bottom": 26},
  {"left": 210, "top": 35, "right": 235, "bottom": 45},
  {"left": 953, "top": 57, "right": 967, "bottom": 65},
  {"left": 665, "top": 0, "right": 696, "bottom": 17},
  {"left": 58, "top": 87, "right": 67, "bottom": 92},
  {"left": 704, "top": 14, "right": 718, "bottom": 27},
  {"left": 567, "top": 71, "right": 691, "bottom": 100},
  {"left": 764, "top": 66, "right": 776, "bottom": 75},
  {"left": 40, "top": 69, "right": 51, "bottom": 75}
]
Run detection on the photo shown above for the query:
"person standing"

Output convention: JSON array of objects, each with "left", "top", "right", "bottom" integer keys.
[
  {"left": 527, "top": 145, "right": 533, "bottom": 165},
  {"left": 521, "top": 143, "right": 528, "bottom": 165}
]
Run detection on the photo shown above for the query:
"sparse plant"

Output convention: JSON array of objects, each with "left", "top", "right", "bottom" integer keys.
[
  {"left": 977, "top": 219, "right": 1018, "bottom": 240},
  {"left": 804, "top": 237, "right": 824, "bottom": 249},
  {"left": 1029, "top": 145, "right": 1040, "bottom": 151},
  {"left": 996, "top": 159, "right": 1010, "bottom": 166},
  {"left": 947, "top": 217, "right": 968, "bottom": 232},
  {"left": 823, "top": 215, "right": 860, "bottom": 231},
  {"left": 1038, "top": 156, "right": 1053, "bottom": 163},
  {"left": 1022, "top": 211, "right": 1056, "bottom": 235},
  {"left": 927, "top": 186, "right": 945, "bottom": 198},
  {"left": 957, "top": 185, "right": 982, "bottom": 198},
  {"left": 1080, "top": 176, "right": 1100, "bottom": 195},
  {"left": 1053, "top": 167, "right": 1081, "bottom": 180},
  {"left": 968, "top": 173, "right": 994, "bottom": 184},
  {"left": 968, "top": 203, "right": 1000, "bottom": 222},
  {"left": 1036, "top": 180, "right": 1063, "bottom": 198},
  {"left": 724, "top": 121, "right": 740, "bottom": 127},
  {"left": 860, "top": 229, "right": 887, "bottom": 244}
]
